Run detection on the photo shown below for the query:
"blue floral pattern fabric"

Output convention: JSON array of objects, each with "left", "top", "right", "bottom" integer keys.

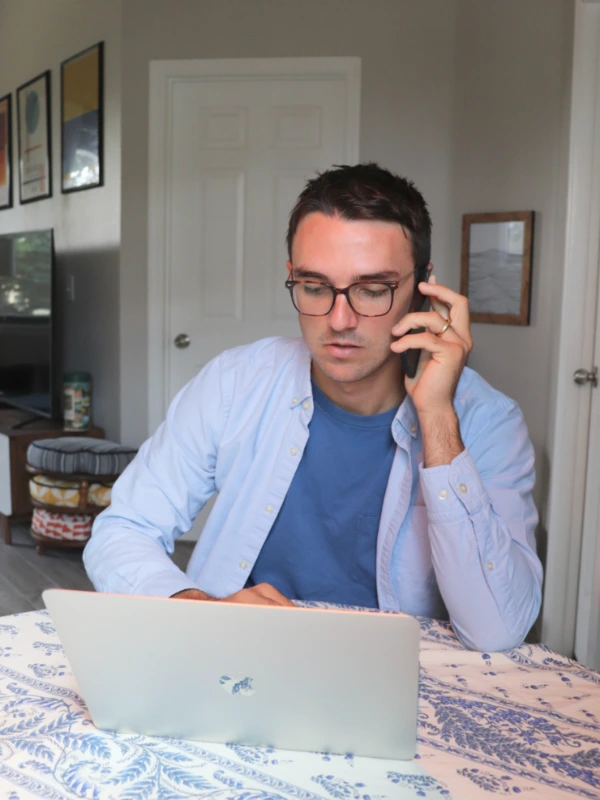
[{"left": 0, "top": 608, "right": 598, "bottom": 799}]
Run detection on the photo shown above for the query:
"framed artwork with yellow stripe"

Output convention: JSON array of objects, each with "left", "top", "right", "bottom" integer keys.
[{"left": 61, "top": 41, "right": 103, "bottom": 193}]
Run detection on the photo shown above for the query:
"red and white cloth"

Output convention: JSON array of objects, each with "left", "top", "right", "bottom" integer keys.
[{"left": 31, "top": 508, "right": 93, "bottom": 541}]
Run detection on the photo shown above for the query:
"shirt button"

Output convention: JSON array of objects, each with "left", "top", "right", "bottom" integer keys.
[
  {"left": 302, "top": 400, "right": 311, "bottom": 410},
  {"left": 410, "top": 424, "right": 417, "bottom": 435},
  {"left": 290, "top": 447, "right": 298, "bottom": 456},
  {"left": 486, "top": 561, "right": 494, "bottom": 571},
  {"left": 265, "top": 505, "right": 274, "bottom": 513},
  {"left": 292, "top": 397, "right": 299, "bottom": 405},
  {"left": 438, "top": 490, "right": 448, "bottom": 500},
  {"left": 459, "top": 483, "right": 468, "bottom": 494},
  {"left": 239, "top": 560, "right": 248, "bottom": 570}
]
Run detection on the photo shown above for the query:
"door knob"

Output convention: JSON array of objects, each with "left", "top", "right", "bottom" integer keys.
[
  {"left": 174, "top": 333, "right": 191, "bottom": 349},
  {"left": 573, "top": 367, "right": 598, "bottom": 387}
]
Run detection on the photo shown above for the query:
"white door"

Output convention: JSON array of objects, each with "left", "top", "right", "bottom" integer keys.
[
  {"left": 574, "top": 266, "right": 600, "bottom": 671},
  {"left": 148, "top": 58, "right": 361, "bottom": 430}
]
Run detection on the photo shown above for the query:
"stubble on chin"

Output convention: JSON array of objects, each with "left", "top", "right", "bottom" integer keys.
[{"left": 313, "top": 347, "right": 395, "bottom": 385}]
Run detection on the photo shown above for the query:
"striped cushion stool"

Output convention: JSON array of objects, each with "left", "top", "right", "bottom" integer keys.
[{"left": 26, "top": 437, "right": 137, "bottom": 555}]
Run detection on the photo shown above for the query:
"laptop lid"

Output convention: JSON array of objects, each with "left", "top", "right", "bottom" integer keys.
[{"left": 43, "top": 589, "right": 420, "bottom": 760}]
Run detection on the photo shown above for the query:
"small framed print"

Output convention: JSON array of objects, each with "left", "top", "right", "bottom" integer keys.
[
  {"left": 61, "top": 42, "right": 104, "bottom": 192},
  {"left": 461, "top": 211, "right": 534, "bottom": 326},
  {"left": 0, "top": 93, "right": 12, "bottom": 210},
  {"left": 17, "top": 70, "right": 52, "bottom": 203}
]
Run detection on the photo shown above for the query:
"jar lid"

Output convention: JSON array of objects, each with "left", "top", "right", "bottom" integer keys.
[{"left": 64, "top": 372, "right": 91, "bottom": 382}]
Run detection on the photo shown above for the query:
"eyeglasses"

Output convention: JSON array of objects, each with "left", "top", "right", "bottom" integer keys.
[{"left": 285, "top": 268, "right": 418, "bottom": 317}]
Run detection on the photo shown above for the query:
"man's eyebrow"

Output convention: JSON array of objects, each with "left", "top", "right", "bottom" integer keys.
[
  {"left": 292, "top": 267, "right": 402, "bottom": 281},
  {"left": 292, "top": 268, "right": 330, "bottom": 280},
  {"left": 354, "top": 270, "right": 402, "bottom": 281}
]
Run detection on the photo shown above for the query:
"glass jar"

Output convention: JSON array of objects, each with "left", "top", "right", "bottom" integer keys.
[{"left": 63, "top": 372, "right": 92, "bottom": 431}]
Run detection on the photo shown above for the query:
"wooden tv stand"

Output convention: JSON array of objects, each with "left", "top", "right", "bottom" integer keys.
[{"left": 0, "top": 406, "right": 103, "bottom": 545}]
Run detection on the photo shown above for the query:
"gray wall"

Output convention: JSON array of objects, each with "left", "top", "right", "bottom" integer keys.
[{"left": 0, "top": 0, "right": 121, "bottom": 438}]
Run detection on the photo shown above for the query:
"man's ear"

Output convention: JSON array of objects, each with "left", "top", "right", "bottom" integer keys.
[{"left": 286, "top": 260, "right": 293, "bottom": 279}]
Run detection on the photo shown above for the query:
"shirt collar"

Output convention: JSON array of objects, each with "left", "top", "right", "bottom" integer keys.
[
  {"left": 289, "top": 339, "right": 313, "bottom": 409},
  {"left": 394, "top": 395, "right": 419, "bottom": 441},
  {"left": 289, "top": 337, "right": 420, "bottom": 440}
]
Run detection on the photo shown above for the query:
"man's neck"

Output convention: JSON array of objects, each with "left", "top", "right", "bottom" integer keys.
[{"left": 311, "top": 359, "right": 406, "bottom": 416}]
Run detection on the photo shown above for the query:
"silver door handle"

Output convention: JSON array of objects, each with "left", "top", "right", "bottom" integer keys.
[
  {"left": 573, "top": 367, "right": 598, "bottom": 387},
  {"left": 174, "top": 333, "right": 191, "bottom": 349}
]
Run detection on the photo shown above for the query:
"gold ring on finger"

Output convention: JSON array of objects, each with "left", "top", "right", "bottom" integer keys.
[{"left": 437, "top": 319, "right": 452, "bottom": 338}]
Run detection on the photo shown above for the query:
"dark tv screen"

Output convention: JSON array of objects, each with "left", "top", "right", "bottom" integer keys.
[{"left": 0, "top": 229, "right": 56, "bottom": 418}]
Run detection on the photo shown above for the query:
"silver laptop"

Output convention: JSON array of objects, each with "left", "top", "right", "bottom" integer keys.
[{"left": 43, "top": 589, "right": 420, "bottom": 759}]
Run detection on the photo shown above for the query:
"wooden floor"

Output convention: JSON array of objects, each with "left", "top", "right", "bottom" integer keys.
[{"left": 0, "top": 524, "right": 195, "bottom": 618}]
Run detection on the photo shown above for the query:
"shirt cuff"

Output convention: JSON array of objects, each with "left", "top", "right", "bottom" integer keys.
[
  {"left": 419, "top": 448, "right": 487, "bottom": 521},
  {"left": 121, "top": 567, "right": 203, "bottom": 600}
]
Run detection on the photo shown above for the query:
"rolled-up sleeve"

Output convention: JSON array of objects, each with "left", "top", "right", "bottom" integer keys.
[
  {"left": 419, "top": 400, "right": 542, "bottom": 651},
  {"left": 83, "top": 356, "right": 228, "bottom": 597}
]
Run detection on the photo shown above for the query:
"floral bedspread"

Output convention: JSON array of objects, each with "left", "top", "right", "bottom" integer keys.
[{"left": 0, "top": 608, "right": 598, "bottom": 799}]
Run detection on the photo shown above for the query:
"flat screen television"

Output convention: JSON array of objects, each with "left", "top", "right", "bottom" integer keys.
[{"left": 0, "top": 229, "right": 58, "bottom": 419}]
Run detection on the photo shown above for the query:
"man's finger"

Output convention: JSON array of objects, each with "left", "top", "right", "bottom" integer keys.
[
  {"left": 225, "top": 583, "right": 295, "bottom": 607},
  {"left": 428, "top": 276, "right": 451, "bottom": 319},
  {"left": 254, "top": 583, "right": 295, "bottom": 607},
  {"left": 417, "top": 280, "right": 468, "bottom": 308},
  {"left": 390, "top": 330, "right": 467, "bottom": 359},
  {"left": 392, "top": 311, "right": 464, "bottom": 340}
]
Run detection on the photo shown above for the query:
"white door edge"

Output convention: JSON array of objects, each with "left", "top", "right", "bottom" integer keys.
[
  {"left": 542, "top": 0, "right": 600, "bottom": 655},
  {"left": 147, "top": 57, "right": 361, "bottom": 436}
]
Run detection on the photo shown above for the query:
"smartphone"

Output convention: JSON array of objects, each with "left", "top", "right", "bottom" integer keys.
[{"left": 399, "top": 293, "right": 431, "bottom": 380}]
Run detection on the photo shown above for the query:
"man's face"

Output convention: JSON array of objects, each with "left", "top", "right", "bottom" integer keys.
[{"left": 288, "top": 212, "right": 417, "bottom": 387}]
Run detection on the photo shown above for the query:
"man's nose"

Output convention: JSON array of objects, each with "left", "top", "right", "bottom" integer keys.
[{"left": 328, "top": 292, "right": 359, "bottom": 330}]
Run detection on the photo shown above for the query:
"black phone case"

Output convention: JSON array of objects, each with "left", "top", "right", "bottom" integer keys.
[{"left": 399, "top": 296, "right": 431, "bottom": 379}]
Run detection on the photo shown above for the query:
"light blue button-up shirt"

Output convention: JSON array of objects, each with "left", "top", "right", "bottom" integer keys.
[{"left": 84, "top": 336, "right": 542, "bottom": 651}]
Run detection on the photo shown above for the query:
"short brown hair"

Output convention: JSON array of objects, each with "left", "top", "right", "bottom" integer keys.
[{"left": 287, "top": 163, "right": 432, "bottom": 277}]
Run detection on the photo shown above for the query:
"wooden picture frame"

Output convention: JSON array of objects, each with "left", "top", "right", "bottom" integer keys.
[
  {"left": 460, "top": 211, "right": 534, "bottom": 326},
  {"left": 61, "top": 42, "right": 104, "bottom": 193},
  {"left": 16, "top": 70, "right": 52, "bottom": 204},
  {"left": 0, "top": 93, "right": 13, "bottom": 210}
]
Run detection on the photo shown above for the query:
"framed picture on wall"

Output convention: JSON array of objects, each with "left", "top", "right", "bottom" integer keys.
[
  {"left": 61, "top": 42, "right": 104, "bottom": 193},
  {"left": 460, "top": 211, "right": 534, "bottom": 326},
  {"left": 17, "top": 70, "right": 52, "bottom": 204},
  {"left": 0, "top": 93, "right": 12, "bottom": 210}
]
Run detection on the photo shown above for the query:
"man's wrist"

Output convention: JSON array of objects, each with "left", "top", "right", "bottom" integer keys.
[{"left": 418, "top": 406, "right": 464, "bottom": 468}]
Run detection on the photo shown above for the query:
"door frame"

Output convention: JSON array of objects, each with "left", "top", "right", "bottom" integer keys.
[
  {"left": 147, "top": 56, "right": 361, "bottom": 435},
  {"left": 542, "top": 0, "right": 600, "bottom": 655}
]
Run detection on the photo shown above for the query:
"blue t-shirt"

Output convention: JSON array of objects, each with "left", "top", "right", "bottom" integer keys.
[{"left": 247, "top": 381, "right": 398, "bottom": 607}]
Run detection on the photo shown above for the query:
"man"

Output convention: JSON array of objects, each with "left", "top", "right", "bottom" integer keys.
[{"left": 84, "top": 163, "right": 542, "bottom": 651}]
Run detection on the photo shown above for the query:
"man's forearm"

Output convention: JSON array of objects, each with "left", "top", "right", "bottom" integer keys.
[{"left": 419, "top": 408, "right": 465, "bottom": 468}]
